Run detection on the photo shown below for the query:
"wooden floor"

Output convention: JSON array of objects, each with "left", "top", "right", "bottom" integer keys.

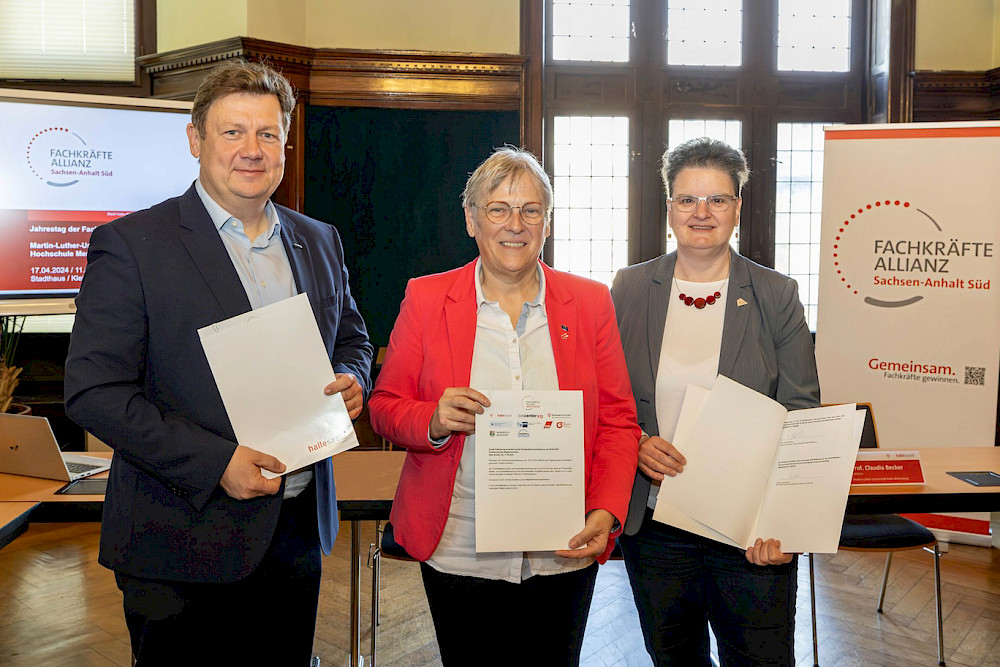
[{"left": 1, "top": 520, "right": 999, "bottom": 666}]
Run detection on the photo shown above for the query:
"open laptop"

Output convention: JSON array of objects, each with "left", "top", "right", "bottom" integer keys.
[{"left": 0, "top": 412, "right": 111, "bottom": 481}]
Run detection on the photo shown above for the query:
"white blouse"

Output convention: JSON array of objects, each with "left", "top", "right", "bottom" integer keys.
[
  {"left": 426, "top": 260, "right": 594, "bottom": 583},
  {"left": 647, "top": 277, "right": 727, "bottom": 509}
]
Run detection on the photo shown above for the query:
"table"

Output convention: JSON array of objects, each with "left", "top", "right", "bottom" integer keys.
[
  {"left": 0, "top": 449, "right": 405, "bottom": 667},
  {"left": 0, "top": 467, "right": 107, "bottom": 503},
  {"left": 0, "top": 501, "right": 39, "bottom": 549},
  {"left": 847, "top": 446, "right": 1000, "bottom": 513},
  {"left": 3, "top": 447, "right": 997, "bottom": 666},
  {"left": 0, "top": 453, "right": 110, "bottom": 524},
  {"left": 332, "top": 450, "right": 406, "bottom": 667}
]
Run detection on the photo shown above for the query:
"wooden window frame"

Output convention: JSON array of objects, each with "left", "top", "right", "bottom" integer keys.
[
  {"left": 0, "top": 0, "right": 157, "bottom": 97},
  {"left": 532, "top": 0, "right": 876, "bottom": 270}
]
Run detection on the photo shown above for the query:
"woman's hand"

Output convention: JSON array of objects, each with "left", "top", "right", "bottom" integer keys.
[
  {"left": 428, "top": 387, "right": 491, "bottom": 440},
  {"left": 637, "top": 434, "right": 687, "bottom": 481},
  {"left": 556, "top": 509, "right": 616, "bottom": 559},
  {"left": 745, "top": 538, "right": 794, "bottom": 566}
]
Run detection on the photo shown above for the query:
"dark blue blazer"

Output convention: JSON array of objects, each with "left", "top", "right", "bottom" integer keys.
[{"left": 65, "top": 184, "right": 373, "bottom": 582}]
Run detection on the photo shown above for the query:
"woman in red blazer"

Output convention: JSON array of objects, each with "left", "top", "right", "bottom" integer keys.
[{"left": 369, "top": 147, "right": 639, "bottom": 666}]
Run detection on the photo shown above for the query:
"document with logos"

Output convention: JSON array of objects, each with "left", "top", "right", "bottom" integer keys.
[
  {"left": 653, "top": 375, "right": 861, "bottom": 553},
  {"left": 198, "top": 293, "right": 359, "bottom": 478},
  {"left": 474, "top": 389, "right": 584, "bottom": 552}
]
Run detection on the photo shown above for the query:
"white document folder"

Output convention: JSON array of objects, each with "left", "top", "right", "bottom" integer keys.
[
  {"left": 198, "top": 293, "right": 359, "bottom": 477},
  {"left": 654, "top": 376, "right": 861, "bottom": 553}
]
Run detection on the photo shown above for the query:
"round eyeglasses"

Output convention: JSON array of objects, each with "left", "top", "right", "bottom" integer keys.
[
  {"left": 668, "top": 194, "right": 740, "bottom": 213},
  {"left": 475, "top": 201, "right": 547, "bottom": 225}
]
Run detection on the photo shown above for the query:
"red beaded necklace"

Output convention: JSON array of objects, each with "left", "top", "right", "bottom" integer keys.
[{"left": 675, "top": 278, "right": 726, "bottom": 309}]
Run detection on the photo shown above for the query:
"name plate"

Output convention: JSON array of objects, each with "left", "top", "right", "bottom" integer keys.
[{"left": 852, "top": 451, "right": 925, "bottom": 485}]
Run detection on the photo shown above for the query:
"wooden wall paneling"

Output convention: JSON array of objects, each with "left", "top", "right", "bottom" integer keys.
[
  {"left": 137, "top": 38, "right": 315, "bottom": 210},
  {"left": 520, "top": 0, "right": 544, "bottom": 159},
  {"left": 306, "top": 50, "right": 524, "bottom": 110},
  {"left": 137, "top": 38, "right": 528, "bottom": 212},
  {"left": 137, "top": 38, "right": 311, "bottom": 100},
  {"left": 912, "top": 69, "right": 1000, "bottom": 122},
  {"left": 139, "top": 37, "right": 527, "bottom": 345}
]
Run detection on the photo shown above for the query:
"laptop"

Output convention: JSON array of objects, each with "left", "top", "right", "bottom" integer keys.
[{"left": 0, "top": 412, "right": 111, "bottom": 481}]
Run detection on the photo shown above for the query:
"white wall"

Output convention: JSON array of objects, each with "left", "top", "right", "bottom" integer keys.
[
  {"left": 915, "top": 0, "right": 998, "bottom": 70},
  {"left": 158, "top": 0, "right": 519, "bottom": 55}
]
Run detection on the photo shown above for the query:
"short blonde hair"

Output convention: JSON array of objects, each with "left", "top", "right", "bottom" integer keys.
[{"left": 461, "top": 146, "right": 552, "bottom": 219}]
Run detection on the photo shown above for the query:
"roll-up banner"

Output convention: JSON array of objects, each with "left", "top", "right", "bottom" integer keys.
[{"left": 815, "top": 122, "right": 1000, "bottom": 545}]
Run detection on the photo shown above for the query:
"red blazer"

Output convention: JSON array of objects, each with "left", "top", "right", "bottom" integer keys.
[{"left": 369, "top": 259, "right": 640, "bottom": 563}]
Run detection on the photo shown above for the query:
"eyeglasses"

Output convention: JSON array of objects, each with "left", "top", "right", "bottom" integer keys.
[
  {"left": 475, "top": 201, "right": 547, "bottom": 225},
  {"left": 668, "top": 194, "right": 740, "bottom": 213}
]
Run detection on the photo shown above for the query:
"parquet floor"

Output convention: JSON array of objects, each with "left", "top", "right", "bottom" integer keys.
[{"left": 1, "top": 520, "right": 998, "bottom": 666}]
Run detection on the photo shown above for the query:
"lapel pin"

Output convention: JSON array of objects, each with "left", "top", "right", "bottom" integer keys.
[
  {"left": 737, "top": 298, "right": 748, "bottom": 307},
  {"left": 560, "top": 324, "right": 570, "bottom": 340},
  {"left": 293, "top": 242, "right": 304, "bottom": 249}
]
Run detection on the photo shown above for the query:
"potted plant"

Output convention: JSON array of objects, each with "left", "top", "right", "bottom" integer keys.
[{"left": 0, "top": 315, "right": 26, "bottom": 413}]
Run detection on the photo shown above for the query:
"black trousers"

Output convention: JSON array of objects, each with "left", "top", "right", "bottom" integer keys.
[
  {"left": 619, "top": 510, "right": 797, "bottom": 667},
  {"left": 419, "top": 561, "right": 599, "bottom": 667},
  {"left": 116, "top": 484, "right": 322, "bottom": 667}
]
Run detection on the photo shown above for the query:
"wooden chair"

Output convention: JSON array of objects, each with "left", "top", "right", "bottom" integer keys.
[{"left": 807, "top": 404, "right": 944, "bottom": 666}]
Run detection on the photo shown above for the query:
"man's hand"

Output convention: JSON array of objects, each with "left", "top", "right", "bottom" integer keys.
[
  {"left": 220, "top": 445, "right": 285, "bottom": 500},
  {"left": 745, "top": 538, "right": 794, "bottom": 566},
  {"left": 637, "top": 434, "right": 687, "bottom": 481},
  {"left": 325, "top": 373, "right": 364, "bottom": 420},
  {"left": 429, "top": 387, "right": 491, "bottom": 441},
  {"left": 555, "top": 509, "right": 616, "bottom": 559}
]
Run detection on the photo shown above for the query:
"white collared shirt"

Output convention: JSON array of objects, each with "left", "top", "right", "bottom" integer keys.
[{"left": 425, "top": 259, "right": 595, "bottom": 583}]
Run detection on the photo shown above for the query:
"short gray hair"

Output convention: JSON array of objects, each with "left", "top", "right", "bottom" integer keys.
[
  {"left": 461, "top": 146, "right": 552, "bottom": 218},
  {"left": 661, "top": 137, "right": 749, "bottom": 198},
  {"left": 191, "top": 59, "right": 296, "bottom": 138}
]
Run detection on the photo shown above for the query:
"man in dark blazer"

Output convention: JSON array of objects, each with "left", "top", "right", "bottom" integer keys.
[{"left": 64, "top": 60, "right": 373, "bottom": 665}]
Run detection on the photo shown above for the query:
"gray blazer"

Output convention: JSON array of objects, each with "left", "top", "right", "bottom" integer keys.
[{"left": 611, "top": 250, "right": 820, "bottom": 536}]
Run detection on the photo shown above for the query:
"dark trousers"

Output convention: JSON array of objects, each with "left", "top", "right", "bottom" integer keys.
[
  {"left": 619, "top": 510, "right": 797, "bottom": 667},
  {"left": 116, "top": 484, "right": 322, "bottom": 667},
  {"left": 419, "top": 561, "right": 599, "bottom": 667}
]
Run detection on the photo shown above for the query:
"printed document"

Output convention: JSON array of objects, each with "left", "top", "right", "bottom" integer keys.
[
  {"left": 198, "top": 293, "right": 359, "bottom": 478},
  {"left": 654, "top": 375, "right": 860, "bottom": 553},
  {"left": 474, "top": 390, "right": 584, "bottom": 552}
]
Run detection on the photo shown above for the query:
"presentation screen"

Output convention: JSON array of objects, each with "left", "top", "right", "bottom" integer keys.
[{"left": 0, "top": 88, "right": 198, "bottom": 317}]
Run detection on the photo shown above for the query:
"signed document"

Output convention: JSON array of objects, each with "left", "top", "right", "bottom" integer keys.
[
  {"left": 198, "top": 293, "right": 359, "bottom": 478},
  {"left": 654, "top": 376, "right": 861, "bottom": 553},
  {"left": 474, "top": 390, "right": 584, "bottom": 552}
]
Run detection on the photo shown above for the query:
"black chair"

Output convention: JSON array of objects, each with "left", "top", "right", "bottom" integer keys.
[
  {"left": 807, "top": 404, "right": 943, "bottom": 666},
  {"left": 370, "top": 521, "right": 416, "bottom": 666}
]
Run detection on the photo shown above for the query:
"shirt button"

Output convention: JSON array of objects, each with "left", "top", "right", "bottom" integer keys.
[
  {"left": 515, "top": 375, "right": 520, "bottom": 380},
  {"left": 261, "top": 281, "right": 267, "bottom": 287},
  {"left": 511, "top": 338, "right": 517, "bottom": 344}
]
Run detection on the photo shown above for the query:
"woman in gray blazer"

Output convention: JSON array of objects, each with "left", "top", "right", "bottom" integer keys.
[{"left": 611, "top": 137, "right": 820, "bottom": 666}]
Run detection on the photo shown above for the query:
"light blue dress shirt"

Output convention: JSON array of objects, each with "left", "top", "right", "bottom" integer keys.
[{"left": 194, "top": 180, "right": 311, "bottom": 497}]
